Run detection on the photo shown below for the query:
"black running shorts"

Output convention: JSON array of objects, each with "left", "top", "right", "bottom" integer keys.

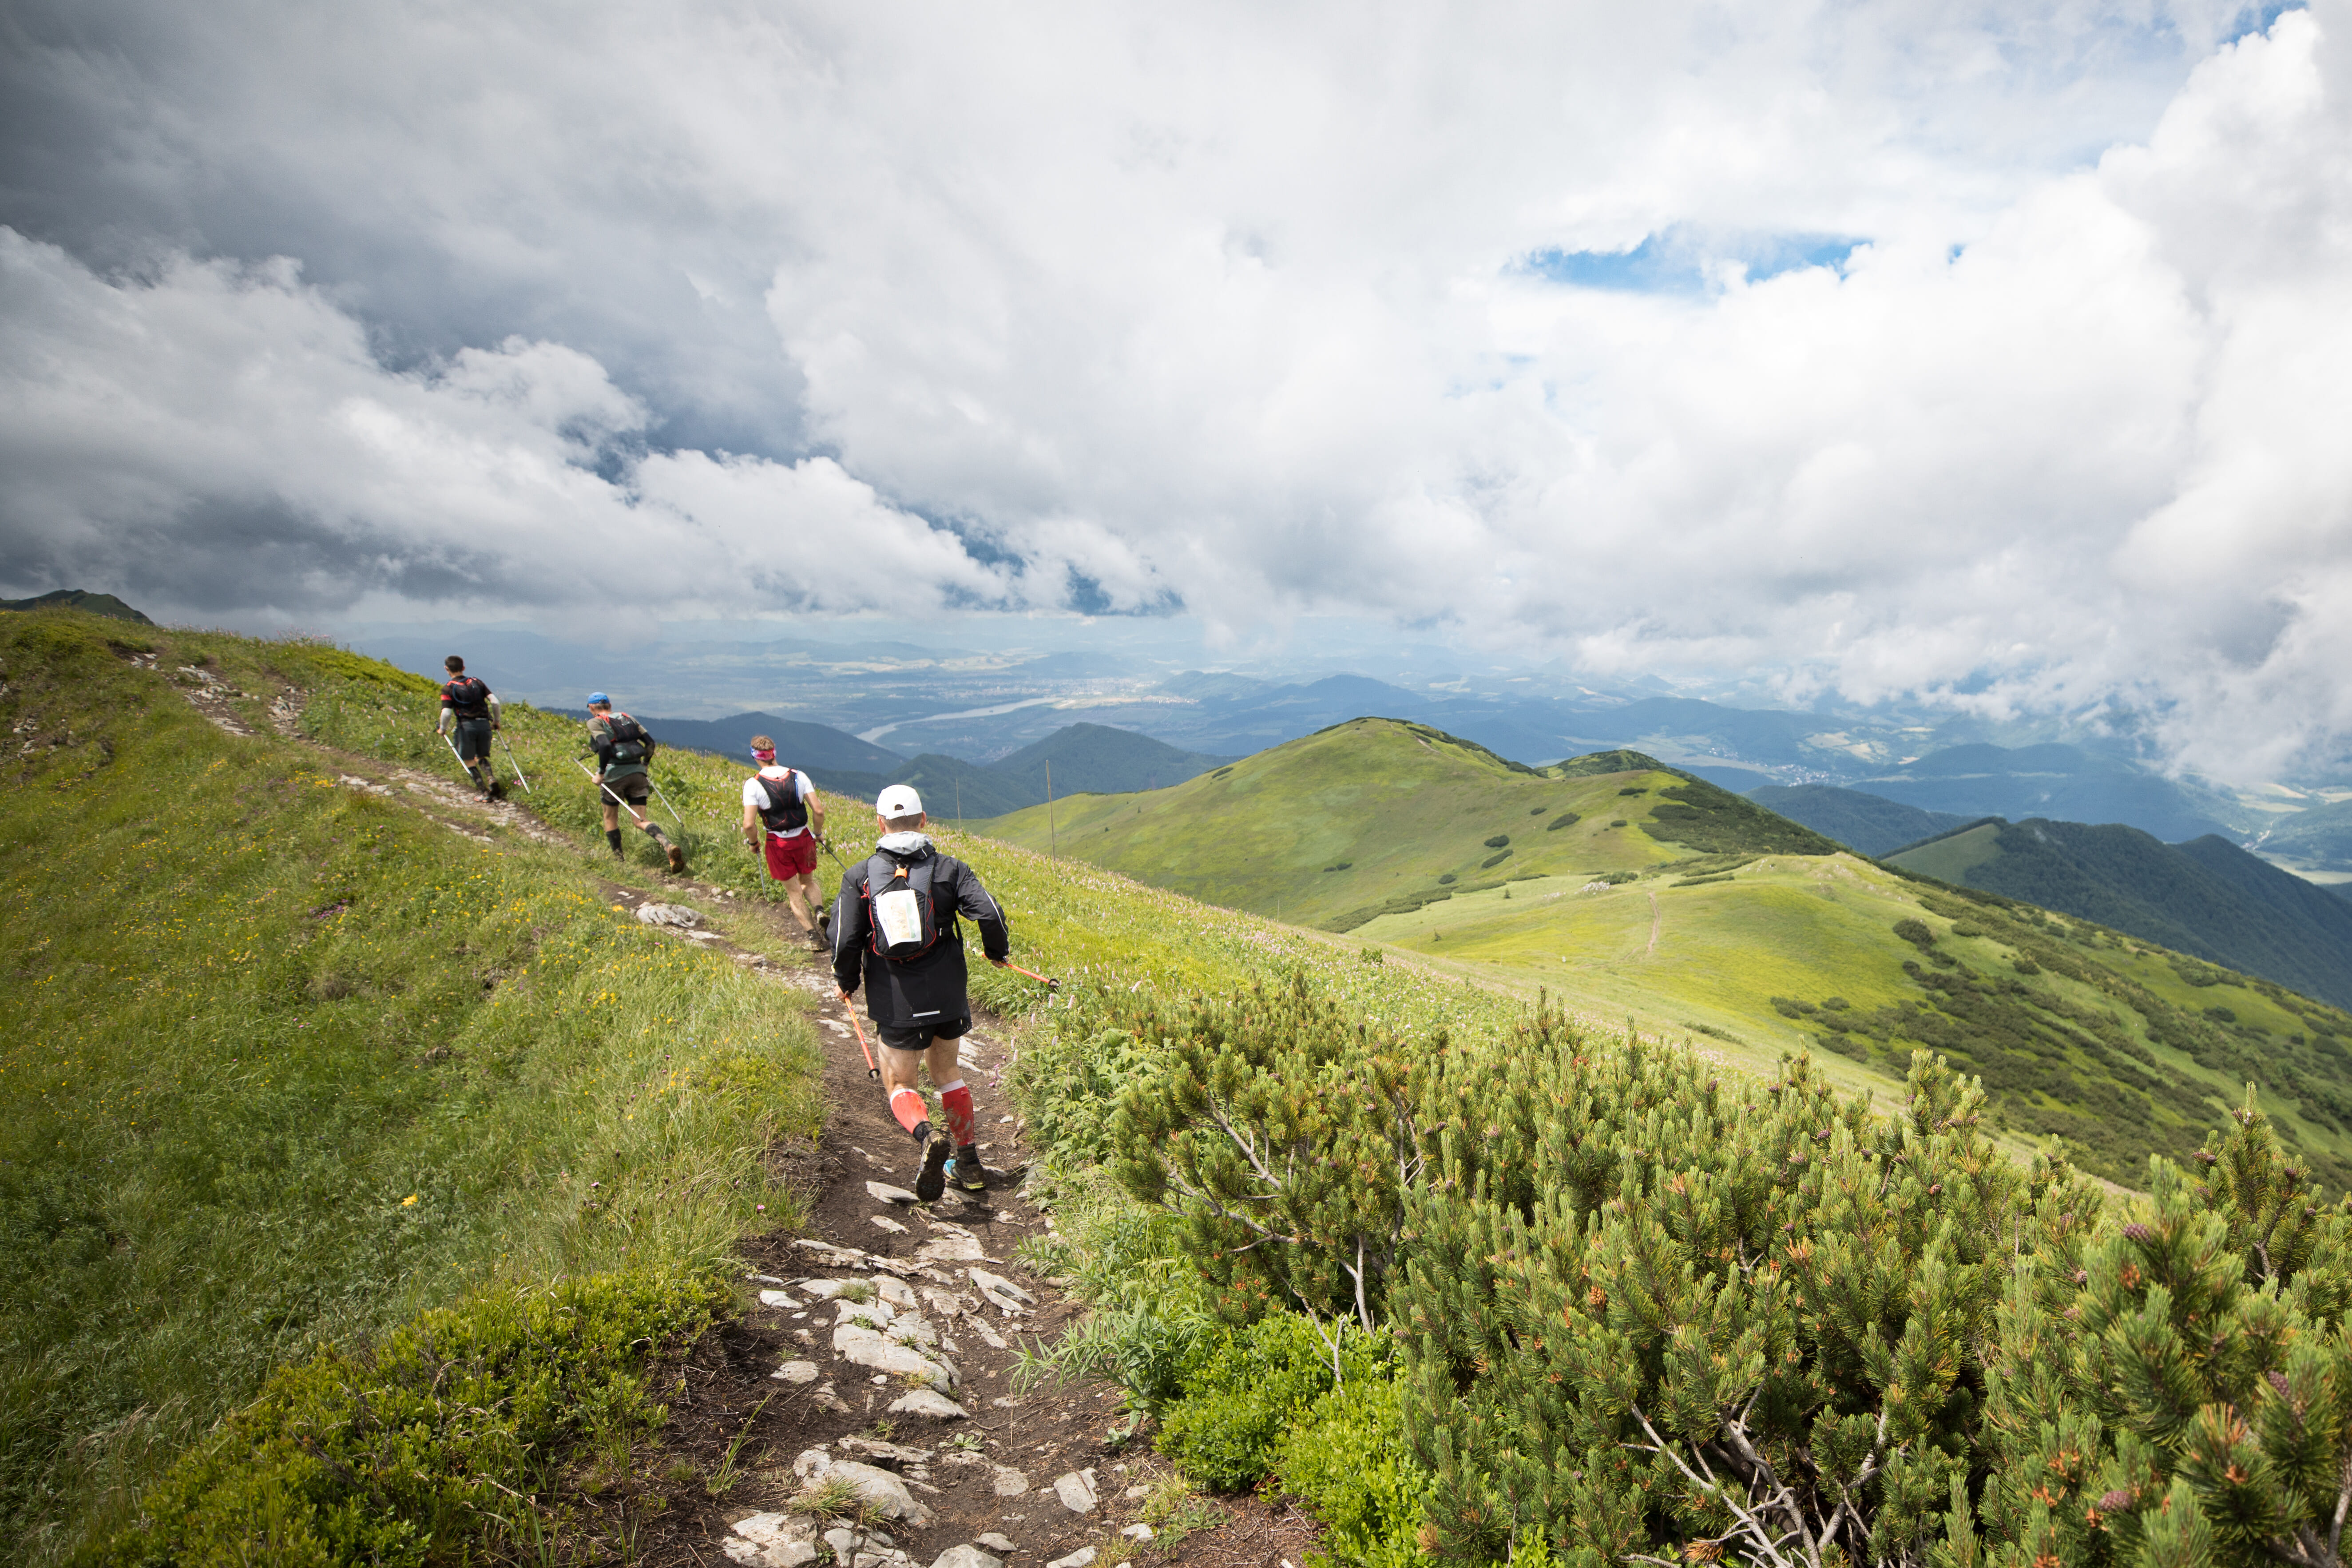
[
  {"left": 877, "top": 1015, "right": 973, "bottom": 1054},
  {"left": 453, "top": 717, "right": 493, "bottom": 762},
  {"left": 603, "top": 772, "right": 651, "bottom": 805}
]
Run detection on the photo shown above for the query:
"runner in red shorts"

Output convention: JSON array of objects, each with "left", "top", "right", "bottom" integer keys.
[{"left": 741, "top": 735, "right": 829, "bottom": 949}]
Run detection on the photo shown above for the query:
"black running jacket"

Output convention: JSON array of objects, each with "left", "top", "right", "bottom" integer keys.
[{"left": 830, "top": 839, "right": 1010, "bottom": 1030}]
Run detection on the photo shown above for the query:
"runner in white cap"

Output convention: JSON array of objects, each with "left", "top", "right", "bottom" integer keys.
[{"left": 831, "top": 784, "right": 1012, "bottom": 1201}]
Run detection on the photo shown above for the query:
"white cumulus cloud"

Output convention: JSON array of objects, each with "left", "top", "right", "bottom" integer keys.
[{"left": 3, "top": 0, "right": 2351, "bottom": 774}]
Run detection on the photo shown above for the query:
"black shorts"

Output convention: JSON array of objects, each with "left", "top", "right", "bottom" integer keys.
[
  {"left": 452, "top": 717, "right": 493, "bottom": 762},
  {"left": 877, "top": 1015, "right": 972, "bottom": 1053},
  {"left": 603, "top": 772, "right": 651, "bottom": 806}
]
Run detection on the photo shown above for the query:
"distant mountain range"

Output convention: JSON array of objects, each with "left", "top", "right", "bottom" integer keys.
[
  {"left": 583, "top": 711, "right": 1236, "bottom": 820},
  {"left": 602, "top": 710, "right": 906, "bottom": 774},
  {"left": 1748, "top": 785, "right": 1973, "bottom": 857},
  {"left": 1887, "top": 818, "right": 2352, "bottom": 1010},
  {"left": 361, "top": 622, "right": 2352, "bottom": 871},
  {"left": 1837, "top": 743, "right": 2237, "bottom": 843}
]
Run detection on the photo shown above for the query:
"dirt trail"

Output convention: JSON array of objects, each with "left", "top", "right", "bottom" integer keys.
[{"left": 152, "top": 664, "right": 1320, "bottom": 1568}]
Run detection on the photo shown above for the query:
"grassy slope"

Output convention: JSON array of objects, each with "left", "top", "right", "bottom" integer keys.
[
  {"left": 0, "top": 611, "right": 823, "bottom": 1560},
  {"left": 977, "top": 719, "right": 1765, "bottom": 927},
  {"left": 22, "top": 611, "right": 2352, "bottom": 1547},
  {"left": 971, "top": 717, "right": 2352, "bottom": 1188}
]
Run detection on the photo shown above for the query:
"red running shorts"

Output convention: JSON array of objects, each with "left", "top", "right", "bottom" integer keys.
[{"left": 763, "top": 832, "right": 819, "bottom": 880}]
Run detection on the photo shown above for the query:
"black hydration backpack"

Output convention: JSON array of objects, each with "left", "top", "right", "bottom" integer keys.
[
  {"left": 603, "top": 713, "right": 654, "bottom": 765},
  {"left": 441, "top": 675, "right": 491, "bottom": 720},
  {"left": 754, "top": 769, "right": 808, "bottom": 834},
  {"left": 862, "top": 855, "right": 940, "bottom": 961}
]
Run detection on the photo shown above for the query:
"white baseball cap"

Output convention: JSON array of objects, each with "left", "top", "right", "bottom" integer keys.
[{"left": 876, "top": 784, "right": 924, "bottom": 818}]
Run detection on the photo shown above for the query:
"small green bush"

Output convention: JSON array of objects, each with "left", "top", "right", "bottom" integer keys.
[
  {"left": 1479, "top": 849, "right": 1511, "bottom": 868},
  {"left": 1481, "top": 834, "right": 1509, "bottom": 849},
  {"left": 1544, "top": 812, "right": 1580, "bottom": 831},
  {"left": 1015, "top": 1027, "right": 1156, "bottom": 1167},
  {"left": 93, "top": 1271, "right": 718, "bottom": 1565},
  {"left": 1436, "top": 873, "right": 1456, "bottom": 885},
  {"left": 1157, "top": 1314, "right": 1342, "bottom": 1491},
  {"left": 1893, "top": 916, "right": 1936, "bottom": 947},
  {"left": 1273, "top": 1363, "right": 1430, "bottom": 1568}
]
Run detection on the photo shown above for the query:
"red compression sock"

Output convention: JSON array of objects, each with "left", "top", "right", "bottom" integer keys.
[
  {"left": 889, "top": 1088, "right": 930, "bottom": 1137},
  {"left": 940, "top": 1081, "right": 975, "bottom": 1147}
]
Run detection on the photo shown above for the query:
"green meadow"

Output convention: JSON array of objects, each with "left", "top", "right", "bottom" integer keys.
[
  {"left": 0, "top": 609, "right": 1543, "bottom": 1560},
  {"left": 977, "top": 717, "right": 2352, "bottom": 1189},
  {"left": 20, "top": 603, "right": 2352, "bottom": 1560},
  {"left": 0, "top": 611, "right": 822, "bottom": 1561}
]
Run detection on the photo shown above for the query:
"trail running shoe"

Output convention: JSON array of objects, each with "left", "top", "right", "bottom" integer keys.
[
  {"left": 666, "top": 842, "right": 686, "bottom": 873},
  {"left": 915, "top": 1133, "right": 952, "bottom": 1203},
  {"left": 947, "top": 1146, "right": 988, "bottom": 1193}
]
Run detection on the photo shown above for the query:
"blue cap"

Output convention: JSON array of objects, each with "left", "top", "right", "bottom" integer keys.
[{"left": 587, "top": 691, "right": 610, "bottom": 706}]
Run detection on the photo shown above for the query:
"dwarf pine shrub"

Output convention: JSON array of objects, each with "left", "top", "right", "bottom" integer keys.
[
  {"left": 1070, "top": 878, "right": 2352, "bottom": 1566},
  {"left": 1111, "top": 976, "right": 1433, "bottom": 1329}
]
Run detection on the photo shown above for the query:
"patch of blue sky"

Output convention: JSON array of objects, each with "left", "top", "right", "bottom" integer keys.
[
  {"left": 2221, "top": 3, "right": 2304, "bottom": 45},
  {"left": 1519, "top": 226, "right": 1864, "bottom": 296}
]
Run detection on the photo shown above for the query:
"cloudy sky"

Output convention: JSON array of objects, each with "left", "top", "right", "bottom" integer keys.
[{"left": 3, "top": 1, "right": 2348, "bottom": 775}]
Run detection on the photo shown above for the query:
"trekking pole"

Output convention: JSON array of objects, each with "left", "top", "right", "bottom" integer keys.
[
  {"left": 436, "top": 729, "right": 480, "bottom": 788},
  {"left": 647, "top": 775, "right": 689, "bottom": 839},
  {"left": 570, "top": 758, "right": 653, "bottom": 829},
  {"left": 992, "top": 958, "right": 1061, "bottom": 992},
  {"left": 497, "top": 733, "right": 532, "bottom": 794},
  {"left": 840, "top": 997, "right": 881, "bottom": 1080}
]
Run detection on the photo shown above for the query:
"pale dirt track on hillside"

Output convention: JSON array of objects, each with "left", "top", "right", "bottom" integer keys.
[{"left": 163, "top": 666, "right": 1320, "bottom": 1568}]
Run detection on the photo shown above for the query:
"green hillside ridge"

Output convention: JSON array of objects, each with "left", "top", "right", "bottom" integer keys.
[
  {"left": 1, "top": 606, "right": 1544, "bottom": 1560},
  {"left": 23, "top": 605, "right": 2352, "bottom": 1565},
  {"left": 1886, "top": 815, "right": 2352, "bottom": 1010},
  {"left": 0, "top": 589, "right": 153, "bottom": 624},
  {"left": 0, "top": 610, "right": 823, "bottom": 1561},
  {"left": 972, "top": 716, "right": 2352, "bottom": 1187},
  {"left": 975, "top": 719, "right": 1836, "bottom": 930}
]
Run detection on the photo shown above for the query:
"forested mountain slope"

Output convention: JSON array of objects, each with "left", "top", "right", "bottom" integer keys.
[{"left": 1888, "top": 817, "right": 2352, "bottom": 1008}]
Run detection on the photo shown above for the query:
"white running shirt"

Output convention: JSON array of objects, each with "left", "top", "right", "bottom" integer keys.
[{"left": 743, "top": 767, "right": 812, "bottom": 836}]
